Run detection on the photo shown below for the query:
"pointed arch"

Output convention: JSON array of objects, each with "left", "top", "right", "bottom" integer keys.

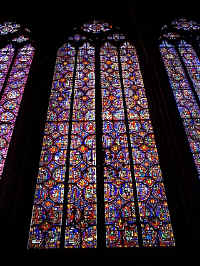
[
  {"left": 28, "top": 21, "right": 175, "bottom": 249},
  {"left": 28, "top": 42, "right": 76, "bottom": 248}
]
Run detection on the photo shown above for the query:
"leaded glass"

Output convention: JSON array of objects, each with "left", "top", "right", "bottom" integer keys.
[
  {"left": 0, "top": 44, "right": 35, "bottom": 177},
  {"left": 121, "top": 42, "right": 175, "bottom": 246},
  {"left": 0, "top": 22, "right": 35, "bottom": 178},
  {"left": 100, "top": 41, "right": 175, "bottom": 247},
  {"left": 28, "top": 43, "right": 75, "bottom": 248},
  {"left": 178, "top": 40, "right": 200, "bottom": 100},
  {"left": 160, "top": 40, "right": 200, "bottom": 176},
  {"left": 107, "top": 34, "right": 126, "bottom": 41},
  {"left": 172, "top": 18, "right": 200, "bottom": 31},
  {"left": 68, "top": 34, "right": 86, "bottom": 41},
  {"left": 64, "top": 42, "right": 97, "bottom": 248},
  {"left": 82, "top": 21, "right": 112, "bottom": 33},
  {"left": 28, "top": 21, "right": 175, "bottom": 249},
  {"left": 12, "top": 35, "right": 29, "bottom": 43},
  {"left": 100, "top": 42, "right": 138, "bottom": 247},
  {"left": 162, "top": 32, "right": 181, "bottom": 40},
  {"left": 0, "top": 44, "right": 15, "bottom": 93},
  {"left": 0, "top": 22, "right": 20, "bottom": 35}
]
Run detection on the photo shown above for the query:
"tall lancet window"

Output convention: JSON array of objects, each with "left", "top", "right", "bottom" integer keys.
[
  {"left": 0, "top": 22, "right": 35, "bottom": 179},
  {"left": 160, "top": 18, "right": 200, "bottom": 178},
  {"left": 28, "top": 21, "right": 175, "bottom": 249}
]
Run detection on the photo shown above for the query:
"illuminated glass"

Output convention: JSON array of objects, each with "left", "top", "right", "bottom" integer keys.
[
  {"left": 28, "top": 21, "right": 175, "bottom": 249},
  {"left": 178, "top": 40, "right": 200, "bottom": 100},
  {"left": 100, "top": 42, "right": 175, "bottom": 247},
  {"left": 0, "top": 44, "right": 15, "bottom": 93},
  {"left": 100, "top": 42, "right": 139, "bottom": 247},
  {"left": 68, "top": 34, "right": 86, "bottom": 41},
  {"left": 162, "top": 32, "right": 181, "bottom": 40},
  {"left": 0, "top": 22, "right": 20, "bottom": 35},
  {"left": 160, "top": 40, "right": 200, "bottom": 177},
  {"left": 121, "top": 42, "right": 175, "bottom": 246},
  {"left": 64, "top": 43, "right": 97, "bottom": 248},
  {"left": 0, "top": 44, "right": 35, "bottom": 177},
  {"left": 82, "top": 21, "right": 112, "bottom": 33},
  {"left": 28, "top": 43, "right": 75, "bottom": 248},
  {"left": 12, "top": 35, "right": 29, "bottom": 43},
  {"left": 107, "top": 34, "right": 126, "bottom": 41},
  {"left": 172, "top": 18, "right": 200, "bottom": 31}
]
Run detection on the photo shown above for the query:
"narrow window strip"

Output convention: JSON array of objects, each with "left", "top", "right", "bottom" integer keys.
[
  {"left": 100, "top": 42, "right": 139, "bottom": 248},
  {"left": 178, "top": 40, "right": 200, "bottom": 101},
  {"left": 0, "top": 44, "right": 15, "bottom": 93},
  {"left": 160, "top": 40, "right": 200, "bottom": 177},
  {"left": 64, "top": 43, "right": 97, "bottom": 248},
  {"left": 121, "top": 42, "right": 175, "bottom": 246},
  {"left": 0, "top": 44, "right": 35, "bottom": 178},
  {"left": 28, "top": 43, "right": 75, "bottom": 249}
]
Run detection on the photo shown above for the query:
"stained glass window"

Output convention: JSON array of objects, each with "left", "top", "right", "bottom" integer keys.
[
  {"left": 28, "top": 21, "right": 175, "bottom": 249},
  {"left": 0, "top": 22, "right": 35, "bottom": 178},
  {"left": 160, "top": 18, "right": 200, "bottom": 177}
]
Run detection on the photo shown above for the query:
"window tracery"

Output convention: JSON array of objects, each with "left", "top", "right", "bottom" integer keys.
[
  {"left": 28, "top": 21, "right": 175, "bottom": 248},
  {"left": 0, "top": 21, "right": 35, "bottom": 178},
  {"left": 160, "top": 18, "right": 200, "bottom": 178}
]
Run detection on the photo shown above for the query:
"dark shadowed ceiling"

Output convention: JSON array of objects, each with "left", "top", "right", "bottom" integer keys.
[{"left": 0, "top": 1, "right": 199, "bottom": 43}]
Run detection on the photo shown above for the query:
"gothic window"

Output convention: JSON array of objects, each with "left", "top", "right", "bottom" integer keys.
[
  {"left": 0, "top": 21, "right": 35, "bottom": 178},
  {"left": 28, "top": 21, "right": 175, "bottom": 249},
  {"left": 160, "top": 18, "right": 200, "bottom": 178}
]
